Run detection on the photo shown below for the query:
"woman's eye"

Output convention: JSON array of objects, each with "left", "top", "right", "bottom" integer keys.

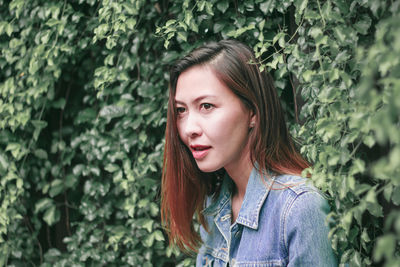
[
  {"left": 176, "top": 107, "right": 186, "bottom": 114},
  {"left": 201, "top": 103, "right": 213, "bottom": 110}
]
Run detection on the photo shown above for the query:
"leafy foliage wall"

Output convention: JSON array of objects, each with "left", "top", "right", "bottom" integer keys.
[{"left": 0, "top": 0, "right": 399, "bottom": 266}]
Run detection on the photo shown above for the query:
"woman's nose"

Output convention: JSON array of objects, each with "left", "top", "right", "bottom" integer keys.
[{"left": 184, "top": 113, "right": 202, "bottom": 138}]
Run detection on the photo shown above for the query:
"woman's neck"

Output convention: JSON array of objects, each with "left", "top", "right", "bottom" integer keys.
[{"left": 224, "top": 149, "right": 253, "bottom": 200}]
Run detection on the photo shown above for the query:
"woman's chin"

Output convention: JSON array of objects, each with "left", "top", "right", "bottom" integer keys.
[{"left": 196, "top": 162, "right": 221, "bottom": 173}]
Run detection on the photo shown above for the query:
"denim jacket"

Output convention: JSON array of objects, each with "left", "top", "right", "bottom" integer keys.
[{"left": 196, "top": 168, "right": 338, "bottom": 266}]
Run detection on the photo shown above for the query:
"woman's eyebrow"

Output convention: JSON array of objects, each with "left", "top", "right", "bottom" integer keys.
[{"left": 175, "top": 95, "right": 216, "bottom": 105}]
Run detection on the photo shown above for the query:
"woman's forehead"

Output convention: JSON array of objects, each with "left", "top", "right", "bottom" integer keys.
[{"left": 174, "top": 66, "right": 233, "bottom": 102}]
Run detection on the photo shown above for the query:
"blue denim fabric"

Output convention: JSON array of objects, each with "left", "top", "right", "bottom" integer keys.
[{"left": 196, "top": 167, "right": 338, "bottom": 267}]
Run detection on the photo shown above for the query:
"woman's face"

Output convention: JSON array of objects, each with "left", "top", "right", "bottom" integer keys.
[{"left": 175, "top": 65, "right": 254, "bottom": 174}]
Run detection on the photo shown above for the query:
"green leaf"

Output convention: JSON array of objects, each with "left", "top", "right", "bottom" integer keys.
[
  {"left": 35, "top": 198, "right": 53, "bottom": 214},
  {"left": 213, "top": 22, "right": 225, "bottom": 33},
  {"left": 142, "top": 233, "right": 154, "bottom": 247},
  {"left": 165, "top": 19, "right": 176, "bottom": 27},
  {"left": 259, "top": 0, "right": 275, "bottom": 14},
  {"left": 177, "top": 31, "right": 188, "bottom": 42},
  {"left": 198, "top": 1, "right": 205, "bottom": 11},
  {"left": 205, "top": 2, "right": 214, "bottom": 16},
  {"left": 153, "top": 230, "right": 165, "bottom": 241},
  {"left": 51, "top": 98, "right": 66, "bottom": 109},
  {"left": 49, "top": 179, "right": 64, "bottom": 197},
  {"left": 217, "top": 0, "right": 229, "bottom": 13},
  {"left": 304, "top": 9, "right": 320, "bottom": 20},
  {"left": 352, "top": 159, "right": 366, "bottom": 174},
  {"left": 29, "top": 58, "right": 39, "bottom": 74},
  {"left": 272, "top": 32, "right": 285, "bottom": 45},
  {"left": 0, "top": 153, "right": 8, "bottom": 174},
  {"left": 6, "top": 23, "right": 13, "bottom": 36},
  {"left": 46, "top": 18, "right": 61, "bottom": 27},
  {"left": 295, "top": 0, "right": 308, "bottom": 15},
  {"left": 361, "top": 229, "right": 371, "bottom": 242},
  {"left": 99, "top": 105, "right": 124, "bottom": 120},
  {"left": 34, "top": 149, "right": 48, "bottom": 159},
  {"left": 75, "top": 108, "right": 97, "bottom": 124},
  {"left": 65, "top": 174, "right": 78, "bottom": 188},
  {"left": 302, "top": 70, "right": 315, "bottom": 82},
  {"left": 363, "top": 135, "right": 375, "bottom": 148},
  {"left": 105, "top": 163, "right": 120, "bottom": 173},
  {"left": 31, "top": 120, "right": 48, "bottom": 130},
  {"left": 373, "top": 234, "right": 396, "bottom": 262},
  {"left": 5, "top": 143, "right": 22, "bottom": 159},
  {"left": 138, "top": 198, "right": 149, "bottom": 208},
  {"left": 139, "top": 219, "right": 153, "bottom": 233},
  {"left": 353, "top": 15, "right": 372, "bottom": 35},
  {"left": 73, "top": 164, "right": 85, "bottom": 176},
  {"left": 43, "top": 206, "right": 60, "bottom": 226},
  {"left": 392, "top": 186, "right": 400, "bottom": 205},
  {"left": 126, "top": 18, "right": 136, "bottom": 30}
]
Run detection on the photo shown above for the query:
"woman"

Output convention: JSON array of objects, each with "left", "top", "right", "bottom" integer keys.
[{"left": 161, "top": 40, "right": 337, "bottom": 266}]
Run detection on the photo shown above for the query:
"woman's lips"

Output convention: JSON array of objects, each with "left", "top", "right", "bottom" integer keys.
[{"left": 190, "top": 145, "right": 211, "bottom": 160}]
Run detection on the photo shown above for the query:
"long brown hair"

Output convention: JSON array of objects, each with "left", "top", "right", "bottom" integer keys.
[{"left": 161, "top": 40, "right": 309, "bottom": 252}]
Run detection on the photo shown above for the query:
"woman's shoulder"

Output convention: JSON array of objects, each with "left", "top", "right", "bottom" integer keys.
[
  {"left": 270, "top": 175, "right": 337, "bottom": 265},
  {"left": 272, "top": 174, "right": 321, "bottom": 196},
  {"left": 265, "top": 174, "right": 330, "bottom": 215}
]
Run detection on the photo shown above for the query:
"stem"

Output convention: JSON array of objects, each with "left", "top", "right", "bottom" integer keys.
[
  {"left": 59, "top": 82, "right": 72, "bottom": 237},
  {"left": 19, "top": 98, "right": 47, "bottom": 176},
  {"left": 317, "top": 47, "right": 326, "bottom": 82},
  {"left": 46, "top": 225, "right": 52, "bottom": 248},
  {"left": 64, "top": 190, "right": 72, "bottom": 236},
  {"left": 289, "top": 70, "right": 299, "bottom": 124},
  {"left": 317, "top": 0, "right": 326, "bottom": 28},
  {"left": 23, "top": 215, "right": 43, "bottom": 264},
  {"left": 258, "top": 16, "right": 304, "bottom": 64}
]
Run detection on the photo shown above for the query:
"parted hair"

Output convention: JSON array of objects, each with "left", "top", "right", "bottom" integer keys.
[{"left": 161, "top": 39, "right": 309, "bottom": 252}]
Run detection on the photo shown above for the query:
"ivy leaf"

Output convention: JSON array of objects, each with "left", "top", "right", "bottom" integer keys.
[
  {"left": 177, "top": 31, "right": 187, "bottom": 42},
  {"left": 205, "top": 2, "right": 214, "bottom": 16},
  {"left": 126, "top": 18, "right": 136, "bottom": 30},
  {"left": 142, "top": 233, "right": 154, "bottom": 247},
  {"left": 49, "top": 179, "right": 64, "bottom": 197},
  {"left": 46, "top": 18, "right": 61, "bottom": 27},
  {"left": 153, "top": 230, "right": 165, "bottom": 241},
  {"left": 392, "top": 186, "right": 400, "bottom": 205},
  {"left": 0, "top": 153, "right": 8, "bottom": 175},
  {"left": 138, "top": 219, "right": 153, "bottom": 233},
  {"left": 363, "top": 135, "right": 375, "bottom": 148},
  {"left": 34, "top": 198, "right": 53, "bottom": 214},
  {"left": 105, "top": 163, "right": 119, "bottom": 173},
  {"left": 75, "top": 108, "right": 97, "bottom": 124},
  {"left": 353, "top": 15, "right": 372, "bottom": 35},
  {"left": 32, "top": 120, "right": 48, "bottom": 141},
  {"left": 51, "top": 98, "right": 66, "bottom": 109},
  {"left": 99, "top": 105, "right": 124, "bottom": 120},
  {"left": 259, "top": 0, "right": 275, "bottom": 14},
  {"left": 65, "top": 174, "right": 78, "bottom": 189},
  {"left": 6, "top": 23, "right": 13, "bottom": 36},
  {"left": 5, "top": 143, "right": 21, "bottom": 159},
  {"left": 373, "top": 234, "right": 396, "bottom": 262},
  {"left": 217, "top": 0, "right": 229, "bottom": 13},
  {"left": 43, "top": 206, "right": 60, "bottom": 226},
  {"left": 34, "top": 149, "right": 48, "bottom": 159},
  {"left": 295, "top": 0, "right": 308, "bottom": 15}
]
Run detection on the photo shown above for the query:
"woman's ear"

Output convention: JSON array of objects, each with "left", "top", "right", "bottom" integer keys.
[{"left": 249, "top": 111, "right": 256, "bottom": 129}]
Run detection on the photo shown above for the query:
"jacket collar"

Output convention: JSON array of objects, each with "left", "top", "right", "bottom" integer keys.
[
  {"left": 203, "top": 167, "right": 276, "bottom": 230},
  {"left": 235, "top": 167, "right": 275, "bottom": 229}
]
